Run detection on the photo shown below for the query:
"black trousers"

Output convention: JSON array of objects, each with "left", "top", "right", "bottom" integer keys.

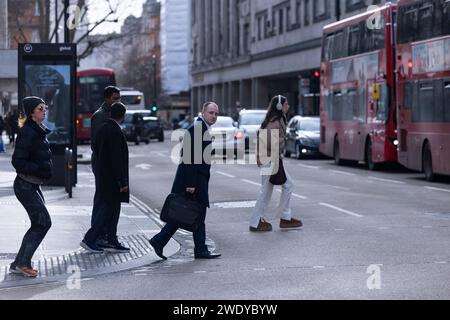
[
  {"left": 12, "top": 176, "right": 52, "bottom": 268},
  {"left": 91, "top": 155, "right": 108, "bottom": 239},
  {"left": 151, "top": 206, "right": 208, "bottom": 255},
  {"left": 84, "top": 197, "right": 121, "bottom": 245}
]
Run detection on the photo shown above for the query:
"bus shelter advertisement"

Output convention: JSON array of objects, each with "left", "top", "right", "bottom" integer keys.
[{"left": 24, "top": 64, "right": 72, "bottom": 145}]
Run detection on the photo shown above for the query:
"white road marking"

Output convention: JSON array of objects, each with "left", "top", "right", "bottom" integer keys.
[
  {"left": 135, "top": 163, "right": 153, "bottom": 170},
  {"left": 216, "top": 171, "right": 236, "bottom": 178},
  {"left": 194, "top": 270, "right": 207, "bottom": 274},
  {"left": 292, "top": 193, "right": 308, "bottom": 200},
  {"left": 435, "top": 261, "right": 448, "bottom": 264},
  {"left": 328, "top": 170, "right": 356, "bottom": 176},
  {"left": 313, "top": 266, "right": 325, "bottom": 269},
  {"left": 368, "top": 176, "right": 405, "bottom": 184},
  {"left": 253, "top": 268, "right": 266, "bottom": 271},
  {"left": 326, "top": 185, "right": 351, "bottom": 191},
  {"left": 319, "top": 202, "right": 363, "bottom": 218},
  {"left": 425, "top": 186, "right": 450, "bottom": 193},
  {"left": 297, "top": 164, "right": 319, "bottom": 169},
  {"left": 241, "top": 179, "right": 261, "bottom": 187}
]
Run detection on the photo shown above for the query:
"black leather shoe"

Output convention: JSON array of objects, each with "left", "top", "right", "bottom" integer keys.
[
  {"left": 149, "top": 238, "right": 167, "bottom": 260},
  {"left": 194, "top": 251, "right": 221, "bottom": 259}
]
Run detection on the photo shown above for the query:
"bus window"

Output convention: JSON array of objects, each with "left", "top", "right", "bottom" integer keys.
[
  {"left": 377, "top": 84, "right": 389, "bottom": 122},
  {"left": 444, "top": 80, "right": 450, "bottom": 122},
  {"left": 416, "top": 81, "right": 434, "bottom": 122},
  {"left": 444, "top": 2, "right": 450, "bottom": 35},
  {"left": 434, "top": 79, "right": 444, "bottom": 122},
  {"left": 348, "top": 24, "right": 360, "bottom": 56},
  {"left": 332, "top": 30, "right": 346, "bottom": 60},
  {"left": 403, "top": 82, "right": 413, "bottom": 110},
  {"left": 418, "top": 3, "right": 434, "bottom": 40}
]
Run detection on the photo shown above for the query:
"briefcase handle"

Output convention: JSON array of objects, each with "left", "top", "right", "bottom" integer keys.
[{"left": 183, "top": 191, "right": 197, "bottom": 201}]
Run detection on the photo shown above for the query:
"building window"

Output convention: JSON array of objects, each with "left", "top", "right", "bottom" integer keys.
[
  {"left": 257, "top": 16, "right": 262, "bottom": 40},
  {"left": 346, "top": 0, "right": 366, "bottom": 13},
  {"left": 31, "top": 29, "right": 40, "bottom": 42},
  {"left": 278, "top": 8, "right": 284, "bottom": 34},
  {"left": 34, "top": 1, "right": 40, "bottom": 16},
  {"left": 304, "top": 0, "right": 310, "bottom": 26},
  {"left": 314, "top": 0, "right": 330, "bottom": 23},
  {"left": 295, "top": 0, "right": 301, "bottom": 27}
]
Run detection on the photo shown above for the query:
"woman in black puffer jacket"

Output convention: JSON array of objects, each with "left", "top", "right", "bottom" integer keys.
[{"left": 10, "top": 96, "right": 52, "bottom": 278}]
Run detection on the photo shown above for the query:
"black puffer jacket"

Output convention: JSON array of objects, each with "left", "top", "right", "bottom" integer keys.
[{"left": 12, "top": 119, "right": 52, "bottom": 180}]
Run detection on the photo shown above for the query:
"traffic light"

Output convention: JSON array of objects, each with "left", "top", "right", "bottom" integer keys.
[{"left": 151, "top": 99, "right": 158, "bottom": 112}]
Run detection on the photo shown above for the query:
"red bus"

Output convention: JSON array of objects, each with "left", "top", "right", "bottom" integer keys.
[
  {"left": 396, "top": 0, "right": 450, "bottom": 181},
  {"left": 76, "top": 68, "right": 116, "bottom": 143},
  {"left": 319, "top": 3, "right": 398, "bottom": 170}
]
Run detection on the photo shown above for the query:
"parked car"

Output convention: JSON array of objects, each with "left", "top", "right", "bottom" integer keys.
[
  {"left": 237, "top": 109, "right": 267, "bottom": 153},
  {"left": 210, "top": 116, "right": 245, "bottom": 158},
  {"left": 141, "top": 116, "right": 164, "bottom": 142},
  {"left": 284, "top": 116, "right": 320, "bottom": 159},
  {"left": 121, "top": 110, "right": 152, "bottom": 145},
  {"left": 120, "top": 90, "right": 145, "bottom": 110}
]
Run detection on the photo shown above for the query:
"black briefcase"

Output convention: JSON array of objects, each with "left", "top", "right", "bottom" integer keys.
[{"left": 160, "top": 193, "right": 204, "bottom": 232}]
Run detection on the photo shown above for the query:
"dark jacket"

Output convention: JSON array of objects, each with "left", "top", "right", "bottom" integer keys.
[
  {"left": 12, "top": 120, "right": 52, "bottom": 180},
  {"left": 171, "top": 117, "right": 212, "bottom": 207},
  {"left": 94, "top": 119, "right": 129, "bottom": 203},
  {"left": 90, "top": 102, "right": 110, "bottom": 152}
]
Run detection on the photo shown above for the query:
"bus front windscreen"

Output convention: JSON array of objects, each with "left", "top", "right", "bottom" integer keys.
[{"left": 78, "top": 75, "right": 114, "bottom": 113}]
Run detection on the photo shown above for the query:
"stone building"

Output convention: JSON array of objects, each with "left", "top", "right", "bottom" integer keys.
[{"left": 190, "top": 0, "right": 395, "bottom": 116}]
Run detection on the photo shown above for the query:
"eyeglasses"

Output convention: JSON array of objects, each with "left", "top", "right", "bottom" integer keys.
[{"left": 36, "top": 105, "right": 48, "bottom": 112}]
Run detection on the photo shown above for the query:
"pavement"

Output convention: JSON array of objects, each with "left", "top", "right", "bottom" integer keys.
[{"left": 0, "top": 137, "right": 180, "bottom": 289}]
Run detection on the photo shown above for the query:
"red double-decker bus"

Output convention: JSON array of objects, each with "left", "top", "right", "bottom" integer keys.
[
  {"left": 396, "top": 0, "right": 450, "bottom": 181},
  {"left": 319, "top": 3, "right": 398, "bottom": 170},
  {"left": 76, "top": 68, "right": 116, "bottom": 143}
]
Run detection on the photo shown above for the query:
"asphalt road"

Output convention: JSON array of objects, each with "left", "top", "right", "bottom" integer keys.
[{"left": 1, "top": 131, "right": 449, "bottom": 300}]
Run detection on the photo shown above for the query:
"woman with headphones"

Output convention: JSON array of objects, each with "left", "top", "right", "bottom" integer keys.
[{"left": 249, "top": 95, "right": 303, "bottom": 232}]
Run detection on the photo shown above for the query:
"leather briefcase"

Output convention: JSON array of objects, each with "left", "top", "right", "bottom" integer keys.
[{"left": 160, "top": 193, "right": 204, "bottom": 232}]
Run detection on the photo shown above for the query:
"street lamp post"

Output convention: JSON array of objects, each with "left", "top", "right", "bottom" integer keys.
[
  {"left": 64, "top": 0, "right": 70, "bottom": 43},
  {"left": 152, "top": 54, "right": 157, "bottom": 103}
]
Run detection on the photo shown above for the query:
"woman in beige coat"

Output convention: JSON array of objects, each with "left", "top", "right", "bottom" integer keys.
[{"left": 249, "top": 95, "right": 303, "bottom": 232}]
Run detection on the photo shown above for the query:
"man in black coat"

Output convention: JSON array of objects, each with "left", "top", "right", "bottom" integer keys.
[
  {"left": 150, "top": 102, "right": 221, "bottom": 260},
  {"left": 81, "top": 102, "right": 130, "bottom": 253},
  {"left": 90, "top": 86, "right": 121, "bottom": 243}
]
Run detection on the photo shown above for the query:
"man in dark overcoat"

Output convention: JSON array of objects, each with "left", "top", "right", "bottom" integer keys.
[
  {"left": 150, "top": 102, "right": 221, "bottom": 259},
  {"left": 81, "top": 102, "right": 130, "bottom": 253}
]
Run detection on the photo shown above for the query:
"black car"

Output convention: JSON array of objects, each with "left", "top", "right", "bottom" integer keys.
[
  {"left": 121, "top": 110, "right": 152, "bottom": 145},
  {"left": 140, "top": 116, "right": 164, "bottom": 142},
  {"left": 284, "top": 116, "right": 321, "bottom": 159}
]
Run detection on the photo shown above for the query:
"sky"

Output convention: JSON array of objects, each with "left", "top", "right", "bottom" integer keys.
[{"left": 86, "top": 0, "right": 146, "bottom": 35}]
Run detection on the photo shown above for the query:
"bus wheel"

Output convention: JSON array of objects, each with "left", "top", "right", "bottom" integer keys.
[
  {"left": 365, "top": 139, "right": 379, "bottom": 171},
  {"left": 333, "top": 138, "right": 343, "bottom": 165},
  {"left": 423, "top": 142, "right": 435, "bottom": 182}
]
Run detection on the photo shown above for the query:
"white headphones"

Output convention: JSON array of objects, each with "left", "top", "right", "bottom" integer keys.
[{"left": 276, "top": 95, "right": 283, "bottom": 111}]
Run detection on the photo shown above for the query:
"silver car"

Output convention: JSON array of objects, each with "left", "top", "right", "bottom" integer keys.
[
  {"left": 237, "top": 109, "right": 267, "bottom": 153},
  {"left": 210, "top": 116, "right": 245, "bottom": 158}
]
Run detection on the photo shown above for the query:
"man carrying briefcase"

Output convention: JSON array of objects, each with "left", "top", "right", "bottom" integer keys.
[{"left": 149, "top": 102, "right": 221, "bottom": 260}]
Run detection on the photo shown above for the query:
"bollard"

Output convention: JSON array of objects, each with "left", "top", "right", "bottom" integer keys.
[{"left": 65, "top": 147, "right": 73, "bottom": 198}]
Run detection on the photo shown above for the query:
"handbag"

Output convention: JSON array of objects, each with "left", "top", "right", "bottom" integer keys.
[
  {"left": 160, "top": 193, "right": 205, "bottom": 232},
  {"left": 269, "top": 158, "right": 287, "bottom": 185}
]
